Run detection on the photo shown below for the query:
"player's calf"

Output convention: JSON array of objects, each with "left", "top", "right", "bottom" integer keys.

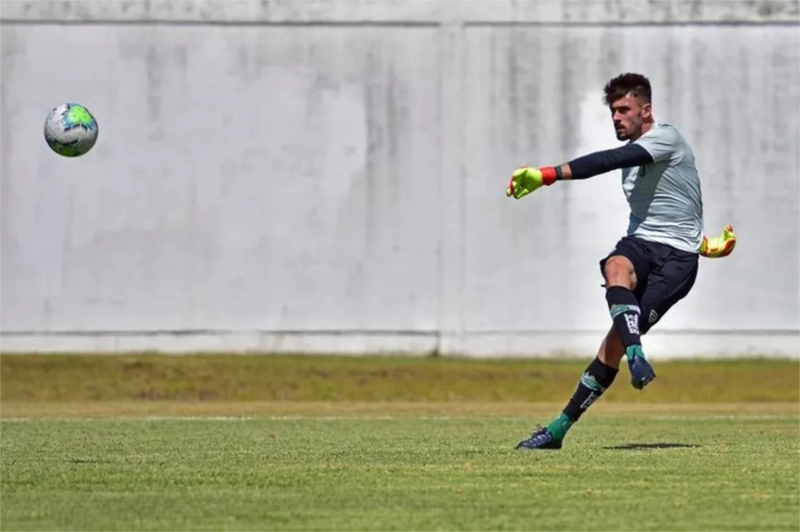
[
  {"left": 606, "top": 287, "right": 656, "bottom": 389},
  {"left": 606, "top": 286, "right": 642, "bottom": 350},
  {"left": 603, "top": 266, "right": 656, "bottom": 390}
]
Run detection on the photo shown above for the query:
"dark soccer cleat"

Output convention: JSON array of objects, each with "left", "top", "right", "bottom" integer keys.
[
  {"left": 627, "top": 345, "right": 656, "bottom": 390},
  {"left": 515, "top": 425, "right": 563, "bottom": 450}
]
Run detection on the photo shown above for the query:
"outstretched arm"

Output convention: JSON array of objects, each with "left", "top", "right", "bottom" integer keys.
[
  {"left": 506, "top": 144, "right": 654, "bottom": 198},
  {"left": 553, "top": 143, "right": 654, "bottom": 181}
]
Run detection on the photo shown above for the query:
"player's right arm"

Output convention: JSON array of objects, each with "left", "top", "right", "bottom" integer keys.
[
  {"left": 505, "top": 126, "right": 677, "bottom": 199},
  {"left": 505, "top": 144, "right": 654, "bottom": 199},
  {"left": 505, "top": 127, "right": 737, "bottom": 259}
]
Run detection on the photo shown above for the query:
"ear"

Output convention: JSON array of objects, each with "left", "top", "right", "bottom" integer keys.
[{"left": 641, "top": 102, "right": 653, "bottom": 119}]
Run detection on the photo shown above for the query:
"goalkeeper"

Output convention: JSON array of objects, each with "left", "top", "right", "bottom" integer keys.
[{"left": 507, "top": 73, "right": 736, "bottom": 450}]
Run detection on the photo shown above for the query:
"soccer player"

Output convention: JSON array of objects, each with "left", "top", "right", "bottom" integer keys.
[{"left": 505, "top": 73, "right": 736, "bottom": 450}]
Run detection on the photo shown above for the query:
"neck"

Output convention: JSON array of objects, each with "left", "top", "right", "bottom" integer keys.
[{"left": 631, "top": 119, "right": 655, "bottom": 141}]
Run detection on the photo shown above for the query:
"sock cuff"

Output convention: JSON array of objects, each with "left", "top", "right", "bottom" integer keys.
[
  {"left": 587, "top": 357, "right": 619, "bottom": 388},
  {"left": 609, "top": 303, "right": 641, "bottom": 319}
]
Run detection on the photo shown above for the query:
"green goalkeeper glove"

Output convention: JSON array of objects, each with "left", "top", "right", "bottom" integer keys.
[
  {"left": 699, "top": 225, "right": 737, "bottom": 258},
  {"left": 505, "top": 167, "right": 556, "bottom": 199}
]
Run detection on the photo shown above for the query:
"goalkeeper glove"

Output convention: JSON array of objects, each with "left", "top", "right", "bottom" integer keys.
[
  {"left": 505, "top": 167, "right": 557, "bottom": 199},
  {"left": 700, "top": 224, "right": 737, "bottom": 258}
]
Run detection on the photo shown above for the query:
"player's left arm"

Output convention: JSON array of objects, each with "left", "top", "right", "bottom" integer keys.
[{"left": 700, "top": 225, "right": 737, "bottom": 258}]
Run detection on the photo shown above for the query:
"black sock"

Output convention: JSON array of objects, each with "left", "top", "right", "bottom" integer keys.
[
  {"left": 606, "top": 286, "right": 642, "bottom": 349},
  {"left": 562, "top": 357, "right": 619, "bottom": 423}
]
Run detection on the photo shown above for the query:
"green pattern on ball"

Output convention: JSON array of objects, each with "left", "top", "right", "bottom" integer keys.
[
  {"left": 49, "top": 141, "right": 85, "bottom": 157},
  {"left": 66, "top": 104, "right": 96, "bottom": 128}
]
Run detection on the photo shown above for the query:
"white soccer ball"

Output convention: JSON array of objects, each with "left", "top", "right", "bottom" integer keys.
[{"left": 43, "top": 103, "right": 99, "bottom": 157}]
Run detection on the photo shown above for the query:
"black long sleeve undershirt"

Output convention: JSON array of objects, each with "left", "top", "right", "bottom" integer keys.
[{"left": 567, "top": 143, "right": 654, "bottom": 180}]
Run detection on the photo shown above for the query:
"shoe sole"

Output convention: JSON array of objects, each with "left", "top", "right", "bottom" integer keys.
[
  {"left": 629, "top": 358, "right": 656, "bottom": 390},
  {"left": 515, "top": 444, "right": 562, "bottom": 451},
  {"left": 631, "top": 372, "right": 656, "bottom": 390}
]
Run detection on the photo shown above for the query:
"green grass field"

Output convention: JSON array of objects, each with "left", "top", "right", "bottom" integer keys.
[{"left": 1, "top": 355, "right": 798, "bottom": 531}]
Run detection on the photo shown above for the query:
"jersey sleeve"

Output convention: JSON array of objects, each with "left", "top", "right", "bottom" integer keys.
[
  {"left": 634, "top": 125, "right": 681, "bottom": 163},
  {"left": 567, "top": 143, "right": 653, "bottom": 180}
]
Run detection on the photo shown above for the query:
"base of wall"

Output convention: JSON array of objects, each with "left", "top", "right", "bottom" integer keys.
[{"left": 1, "top": 330, "right": 797, "bottom": 359}]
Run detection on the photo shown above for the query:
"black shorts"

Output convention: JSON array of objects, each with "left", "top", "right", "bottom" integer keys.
[{"left": 599, "top": 236, "right": 699, "bottom": 334}]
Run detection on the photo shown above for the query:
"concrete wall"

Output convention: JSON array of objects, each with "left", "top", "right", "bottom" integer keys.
[
  {"left": 2, "top": 1, "right": 799, "bottom": 24},
  {"left": 2, "top": 1, "right": 799, "bottom": 357}
]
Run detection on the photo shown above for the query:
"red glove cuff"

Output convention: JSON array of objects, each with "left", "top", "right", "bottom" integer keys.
[{"left": 540, "top": 167, "right": 558, "bottom": 186}]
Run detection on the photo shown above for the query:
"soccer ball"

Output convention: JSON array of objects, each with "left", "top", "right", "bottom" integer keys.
[{"left": 43, "top": 103, "right": 99, "bottom": 157}]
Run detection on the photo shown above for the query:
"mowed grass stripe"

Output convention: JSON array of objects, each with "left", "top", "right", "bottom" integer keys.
[
  {"left": 2, "top": 354, "right": 798, "bottom": 403},
  {"left": 2, "top": 401, "right": 799, "bottom": 420},
  {"left": 1, "top": 413, "right": 798, "bottom": 531}
]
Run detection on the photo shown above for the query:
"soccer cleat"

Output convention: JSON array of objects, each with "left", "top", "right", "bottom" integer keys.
[
  {"left": 627, "top": 345, "right": 656, "bottom": 390},
  {"left": 515, "top": 425, "right": 563, "bottom": 450}
]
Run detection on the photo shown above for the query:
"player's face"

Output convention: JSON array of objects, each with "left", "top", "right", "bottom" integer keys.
[{"left": 609, "top": 94, "right": 652, "bottom": 141}]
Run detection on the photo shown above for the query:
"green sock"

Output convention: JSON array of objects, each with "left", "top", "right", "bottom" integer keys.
[
  {"left": 546, "top": 412, "right": 574, "bottom": 441},
  {"left": 625, "top": 344, "right": 645, "bottom": 362}
]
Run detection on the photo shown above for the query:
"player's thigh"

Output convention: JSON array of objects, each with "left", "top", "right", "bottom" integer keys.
[{"left": 640, "top": 254, "right": 699, "bottom": 334}]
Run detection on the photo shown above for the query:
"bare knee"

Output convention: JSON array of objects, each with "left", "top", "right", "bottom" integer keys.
[{"left": 604, "top": 255, "right": 637, "bottom": 291}]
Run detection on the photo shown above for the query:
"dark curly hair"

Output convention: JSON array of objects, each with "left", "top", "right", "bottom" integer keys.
[{"left": 603, "top": 73, "right": 652, "bottom": 106}]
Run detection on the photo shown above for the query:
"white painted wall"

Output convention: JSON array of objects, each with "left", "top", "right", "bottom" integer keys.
[{"left": 1, "top": 1, "right": 798, "bottom": 357}]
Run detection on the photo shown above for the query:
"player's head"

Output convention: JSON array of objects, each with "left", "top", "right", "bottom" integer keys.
[{"left": 603, "top": 73, "right": 654, "bottom": 141}]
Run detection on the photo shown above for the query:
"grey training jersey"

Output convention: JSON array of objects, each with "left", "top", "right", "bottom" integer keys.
[{"left": 622, "top": 123, "right": 704, "bottom": 253}]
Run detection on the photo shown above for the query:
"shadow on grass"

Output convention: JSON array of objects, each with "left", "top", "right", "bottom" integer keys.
[{"left": 603, "top": 443, "right": 700, "bottom": 451}]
